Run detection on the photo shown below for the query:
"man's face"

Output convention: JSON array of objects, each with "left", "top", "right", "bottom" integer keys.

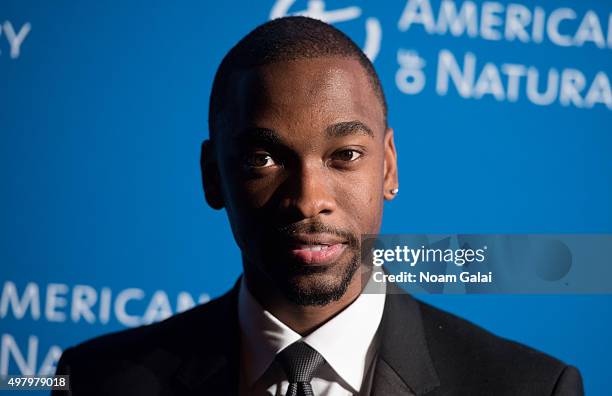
[{"left": 204, "top": 57, "right": 397, "bottom": 305}]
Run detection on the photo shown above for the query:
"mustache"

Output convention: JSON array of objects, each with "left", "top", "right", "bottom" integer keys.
[{"left": 275, "top": 221, "right": 360, "bottom": 248}]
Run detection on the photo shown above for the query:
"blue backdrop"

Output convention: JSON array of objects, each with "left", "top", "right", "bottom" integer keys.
[{"left": 1, "top": 0, "right": 611, "bottom": 394}]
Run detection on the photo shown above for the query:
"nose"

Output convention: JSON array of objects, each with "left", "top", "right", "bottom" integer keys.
[{"left": 282, "top": 162, "right": 336, "bottom": 221}]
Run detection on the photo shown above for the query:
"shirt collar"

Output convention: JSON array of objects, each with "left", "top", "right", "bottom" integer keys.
[{"left": 238, "top": 277, "right": 386, "bottom": 392}]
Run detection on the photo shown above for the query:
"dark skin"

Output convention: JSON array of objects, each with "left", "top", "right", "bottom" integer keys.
[{"left": 201, "top": 56, "right": 398, "bottom": 335}]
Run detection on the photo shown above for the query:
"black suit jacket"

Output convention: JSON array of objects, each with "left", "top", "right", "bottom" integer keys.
[{"left": 53, "top": 281, "right": 583, "bottom": 395}]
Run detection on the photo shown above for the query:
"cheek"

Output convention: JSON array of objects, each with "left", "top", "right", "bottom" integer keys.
[
  {"left": 224, "top": 179, "right": 278, "bottom": 246},
  {"left": 217, "top": 165, "right": 279, "bottom": 248},
  {"left": 238, "top": 178, "right": 280, "bottom": 209},
  {"left": 221, "top": 161, "right": 282, "bottom": 210},
  {"left": 334, "top": 167, "right": 385, "bottom": 234}
]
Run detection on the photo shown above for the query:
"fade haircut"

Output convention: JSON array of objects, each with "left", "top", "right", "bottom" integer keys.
[{"left": 208, "top": 16, "right": 388, "bottom": 141}]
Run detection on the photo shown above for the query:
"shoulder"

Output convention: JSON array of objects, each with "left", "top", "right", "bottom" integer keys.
[
  {"left": 64, "top": 289, "right": 233, "bottom": 361},
  {"left": 54, "top": 288, "right": 237, "bottom": 390},
  {"left": 413, "top": 297, "right": 583, "bottom": 395}
]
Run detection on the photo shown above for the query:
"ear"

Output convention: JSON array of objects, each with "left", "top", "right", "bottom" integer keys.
[
  {"left": 200, "top": 139, "right": 225, "bottom": 210},
  {"left": 382, "top": 128, "right": 399, "bottom": 201}
]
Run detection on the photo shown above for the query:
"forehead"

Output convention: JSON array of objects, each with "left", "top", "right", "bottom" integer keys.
[{"left": 225, "top": 56, "right": 385, "bottom": 140}]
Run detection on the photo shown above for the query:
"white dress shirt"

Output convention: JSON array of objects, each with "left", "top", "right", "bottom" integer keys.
[{"left": 238, "top": 278, "right": 386, "bottom": 396}]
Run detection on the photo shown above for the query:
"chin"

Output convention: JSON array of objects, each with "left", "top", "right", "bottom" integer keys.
[{"left": 275, "top": 257, "right": 359, "bottom": 306}]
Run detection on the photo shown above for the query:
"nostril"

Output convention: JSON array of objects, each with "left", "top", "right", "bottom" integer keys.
[{"left": 319, "top": 208, "right": 333, "bottom": 215}]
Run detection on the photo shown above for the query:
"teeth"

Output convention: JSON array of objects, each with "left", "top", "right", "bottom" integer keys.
[{"left": 301, "top": 245, "right": 329, "bottom": 252}]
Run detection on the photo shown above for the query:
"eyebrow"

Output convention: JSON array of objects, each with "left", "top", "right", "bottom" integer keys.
[
  {"left": 234, "top": 127, "right": 285, "bottom": 146},
  {"left": 234, "top": 120, "right": 374, "bottom": 146},
  {"left": 326, "top": 121, "right": 374, "bottom": 138}
]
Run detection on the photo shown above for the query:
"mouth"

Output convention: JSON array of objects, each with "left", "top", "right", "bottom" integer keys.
[{"left": 284, "top": 234, "right": 348, "bottom": 265}]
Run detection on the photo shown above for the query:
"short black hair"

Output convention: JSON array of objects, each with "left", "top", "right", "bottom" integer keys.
[{"left": 208, "top": 16, "right": 388, "bottom": 140}]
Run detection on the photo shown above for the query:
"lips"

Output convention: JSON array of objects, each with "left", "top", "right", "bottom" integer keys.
[
  {"left": 284, "top": 234, "right": 348, "bottom": 265},
  {"left": 289, "top": 243, "right": 347, "bottom": 265}
]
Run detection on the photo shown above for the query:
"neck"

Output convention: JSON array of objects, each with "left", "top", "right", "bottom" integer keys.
[{"left": 244, "top": 267, "right": 364, "bottom": 335}]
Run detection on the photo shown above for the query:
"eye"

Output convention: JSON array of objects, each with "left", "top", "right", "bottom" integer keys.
[
  {"left": 332, "top": 149, "right": 363, "bottom": 162},
  {"left": 244, "top": 152, "right": 276, "bottom": 169}
]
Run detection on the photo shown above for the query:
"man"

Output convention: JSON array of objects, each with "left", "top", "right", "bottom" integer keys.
[{"left": 54, "top": 16, "right": 583, "bottom": 395}]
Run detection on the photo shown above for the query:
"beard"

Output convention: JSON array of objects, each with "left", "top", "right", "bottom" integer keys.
[
  {"left": 277, "top": 251, "right": 361, "bottom": 306},
  {"left": 259, "top": 220, "right": 361, "bottom": 306}
]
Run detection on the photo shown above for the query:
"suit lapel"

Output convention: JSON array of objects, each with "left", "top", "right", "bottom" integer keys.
[
  {"left": 173, "top": 281, "right": 242, "bottom": 395},
  {"left": 175, "top": 352, "right": 238, "bottom": 395},
  {"left": 371, "top": 287, "right": 440, "bottom": 396},
  {"left": 371, "top": 358, "right": 416, "bottom": 396}
]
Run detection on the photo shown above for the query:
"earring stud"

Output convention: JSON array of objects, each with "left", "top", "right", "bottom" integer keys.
[{"left": 390, "top": 188, "right": 399, "bottom": 195}]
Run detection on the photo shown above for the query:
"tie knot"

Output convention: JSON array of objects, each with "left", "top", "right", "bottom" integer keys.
[{"left": 277, "top": 341, "right": 325, "bottom": 383}]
